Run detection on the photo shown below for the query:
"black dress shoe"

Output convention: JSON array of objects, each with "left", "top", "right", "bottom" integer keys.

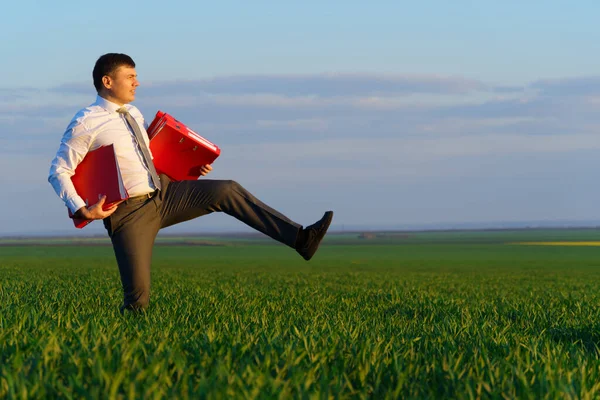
[{"left": 296, "top": 211, "right": 334, "bottom": 261}]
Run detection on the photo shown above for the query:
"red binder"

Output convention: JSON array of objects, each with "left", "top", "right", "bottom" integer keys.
[
  {"left": 68, "top": 144, "right": 129, "bottom": 228},
  {"left": 147, "top": 111, "right": 221, "bottom": 181}
]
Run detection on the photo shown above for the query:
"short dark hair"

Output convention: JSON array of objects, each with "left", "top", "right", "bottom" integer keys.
[{"left": 92, "top": 53, "right": 136, "bottom": 93}]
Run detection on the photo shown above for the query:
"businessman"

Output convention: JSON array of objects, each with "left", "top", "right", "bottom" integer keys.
[{"left": 49, "top": 53, "right": 333, "bottom": 313}]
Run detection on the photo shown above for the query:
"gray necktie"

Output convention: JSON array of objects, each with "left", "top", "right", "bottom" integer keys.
[{"left": 117, "top": 107, "right": 161, "bottom": 191}]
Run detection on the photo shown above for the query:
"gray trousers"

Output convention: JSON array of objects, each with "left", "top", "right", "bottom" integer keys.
[{"left": 103, "top": 174, "right": 301, "bottom": 311}]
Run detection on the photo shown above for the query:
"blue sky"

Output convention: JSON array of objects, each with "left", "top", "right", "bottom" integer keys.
[
  {"left": 2, "top": 1, "right": 600, "bottom": 235},
  {"left": 5, "top": 1, "right": 600, "bottom": 86}
]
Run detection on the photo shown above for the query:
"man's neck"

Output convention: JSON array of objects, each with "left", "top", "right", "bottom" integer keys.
[{"left": 99, "top": 93, "right": 126, "bottom": 107}]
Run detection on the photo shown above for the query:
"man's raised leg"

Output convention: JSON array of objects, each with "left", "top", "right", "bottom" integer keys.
[
  {"left": 159, "top": 179, "right": 301, "bottom": 247},
  {"left": 157, "top": 178, "right": 333, "bottom": 259}
]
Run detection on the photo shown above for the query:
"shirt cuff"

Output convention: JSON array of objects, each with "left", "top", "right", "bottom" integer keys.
[{"left": 65, "top": 196, "right": 86, "bottom": 214}]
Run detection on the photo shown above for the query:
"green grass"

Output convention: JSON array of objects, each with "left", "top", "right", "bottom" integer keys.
[{"left": 2, "top": 231, "right": 600, "bottom": 398}]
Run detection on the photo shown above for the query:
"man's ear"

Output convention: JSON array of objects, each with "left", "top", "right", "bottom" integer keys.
[{"left": 102, "top": 75, "right": 112, "bottom": 90}]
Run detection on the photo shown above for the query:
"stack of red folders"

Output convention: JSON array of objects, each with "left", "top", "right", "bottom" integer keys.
[{"left": 146, "top": 111, "right": 221, "bottom": 181}]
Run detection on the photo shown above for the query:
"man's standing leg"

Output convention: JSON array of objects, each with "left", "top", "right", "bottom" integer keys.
[{"left": 104, "top": 194, "right": 161, "bottom": 312}]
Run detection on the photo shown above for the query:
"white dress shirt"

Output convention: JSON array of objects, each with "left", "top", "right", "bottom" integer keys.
[{"left": 48, "top": 96, "right": 157, "bottom": 213}]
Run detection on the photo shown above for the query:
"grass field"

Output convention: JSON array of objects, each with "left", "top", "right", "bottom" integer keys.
[{"left": 2, "top": 229, "right": 600, "bottom": 398}]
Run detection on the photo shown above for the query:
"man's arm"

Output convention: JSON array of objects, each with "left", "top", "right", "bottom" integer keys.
[{"left": 48, "top": 117, "right": 109, "bottom": 220}]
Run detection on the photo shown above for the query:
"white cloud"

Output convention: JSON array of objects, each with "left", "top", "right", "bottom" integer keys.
[
  {"left": 256, "top": 118, "right": 328, "bottom": 131},
  {"left": 531, "top": 76, "right": 600, "bottom": 96},
  {"left": 240, "top": 133, "right": 600, "bottom": 160},
  {"left": 133, "top": 73, "right": 490, "bottom": 97},
  {"left": 208, "top": 132, "right": 600, "bottom": 186}
]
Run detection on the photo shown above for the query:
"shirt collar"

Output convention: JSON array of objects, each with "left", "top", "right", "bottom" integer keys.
[{"left": 94, "top": 95, "right": 130, "bottom": 113}]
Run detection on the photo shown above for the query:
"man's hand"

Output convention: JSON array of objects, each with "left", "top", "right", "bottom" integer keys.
[
  {"left": 72, "top": 195, "right": 121, "bottom": 220},
  {"left": 199, "top": 164, "right": 212, "bottom": 176}
]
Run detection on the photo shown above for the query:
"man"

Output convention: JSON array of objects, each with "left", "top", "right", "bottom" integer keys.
[{"left": 48, "top": 53, "right": 333, "bottom": 313}]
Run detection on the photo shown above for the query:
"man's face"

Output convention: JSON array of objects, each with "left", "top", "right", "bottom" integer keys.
[{"left": 102, "top": 66, "right": 139, "bottom": 105}]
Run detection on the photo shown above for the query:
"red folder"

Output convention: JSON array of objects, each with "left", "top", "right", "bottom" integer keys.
[
  {"left": 147, "top": 111, "right": 221, "bottom": 181},
  {"left": 68, "top": 144, "right": 129, "bottom": 228}
]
